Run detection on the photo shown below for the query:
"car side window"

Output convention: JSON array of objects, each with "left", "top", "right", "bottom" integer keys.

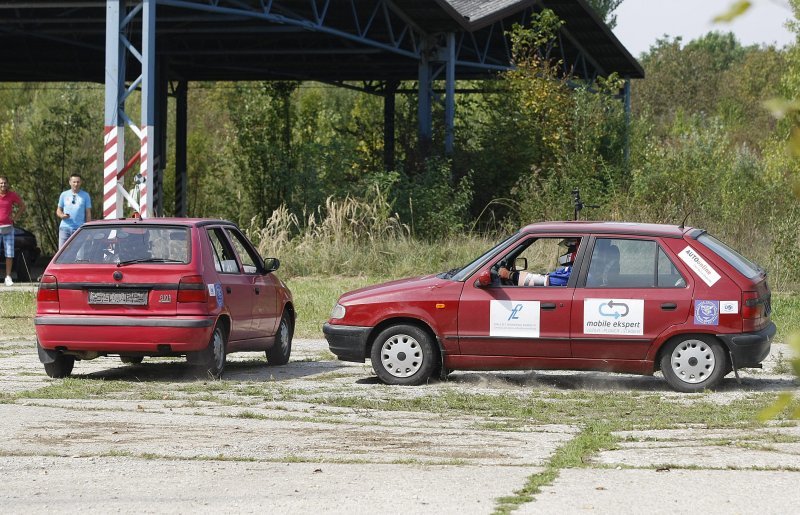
[
  {"left": 207, "top": 228, "right": 240, "bottom": 274},
  {"left": 225, "top": 228, "right": 261, "bottom": 275},
  {"left": 587, "top": 238, "right": 655, "bottom": 288},
  {"left": 657, "top": 247, "right": 687, "bottom": 287}
]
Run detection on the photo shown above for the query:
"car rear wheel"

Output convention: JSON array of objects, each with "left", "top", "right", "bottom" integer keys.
[
  {"left": 193, "top": 324, "right": 227, "bottom": 379},
  {"left": 660, "top": 335, "right": 727, "bottom": 392},
  {"left": 370, "top": 324, "right": 436, "bottom": 386},
  {"left": 266, "top": 312, "right": 292, "bottom": 366},
  {"left": 120, "top": 356, "right": 144, "bottom": 365},
  {"left": 43, "top": 354, "right": 75, "bottom": 379}
]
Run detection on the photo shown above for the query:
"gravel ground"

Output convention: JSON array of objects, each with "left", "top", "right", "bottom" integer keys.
[{"left": 0, "top": 337, "right": 797, "bottom": 514}]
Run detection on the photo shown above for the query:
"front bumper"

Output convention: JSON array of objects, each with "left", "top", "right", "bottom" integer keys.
[
  {"left": 35, "top": 315, "right": 215, "bottom": 354},
  {"left": 323, "top": 323, "right": 371, "bottom": 362},
  {"left": 717, "top": 322, "right": 776, "bottom": 368}
]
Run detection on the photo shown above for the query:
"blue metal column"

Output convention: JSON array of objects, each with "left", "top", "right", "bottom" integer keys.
[
  {"left": 175, "top": 81, "right": 188, "bottom": 217},
  {"left": 418, "top": 37, "right": 432, "bottom": 150},
  {"left": 444, "top": 32, "right": 456, "bottom": 155}
]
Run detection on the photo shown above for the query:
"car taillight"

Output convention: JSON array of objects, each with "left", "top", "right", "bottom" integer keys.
[
  {"left": 37, "top": 274, "right": 59, "bottom": 303},
  {"left": 742, "top": 291, "right": 764, "bottom": 319},
  {"left": 178, "top": 275, "right": 206, "bottom": 303},
  {"left": 742, "top": 291, "right": 767, "bottom": 331}
]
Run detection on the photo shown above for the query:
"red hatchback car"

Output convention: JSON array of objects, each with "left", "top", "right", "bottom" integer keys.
[
  {"left": 35, "top": 218, "right": 294, "bottom": 379},
  {"left": 324, "top": 222, "right": 775, "bottom": 392}
]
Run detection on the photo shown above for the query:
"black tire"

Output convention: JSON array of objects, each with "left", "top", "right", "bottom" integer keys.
[
  {"left": 266, "top": 312, "right": 292, "bottom": 366},
  {"left": 43, "top": 354, "right": 75, "bottom": 378},
  {"left": 120, "top": 356, "right": 144, "bottom": 365},
  {"left": 193, "top": 324, "right": 227, "bottom": 379},
  {"left": 370, "top": 324, "right": 436, "bottom": 386},
  {"left": 660, "top": 335, "right": 728, "bottom": 392}
]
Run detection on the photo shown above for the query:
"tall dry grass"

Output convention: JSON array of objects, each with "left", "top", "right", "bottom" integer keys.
[{"left": 245, "top": 191, "right": 497, "bottom": 279}]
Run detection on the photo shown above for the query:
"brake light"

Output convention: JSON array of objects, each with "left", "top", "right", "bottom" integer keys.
[
  {"left": 37, "top": 274, "right": 59, "bottom": 303},
  {"left": 178, "top": 275, "right": 206, "bottom": 303},
  {"left": 742, "top": 291, "right": 768, "bottom": 331},
  {"left": 742, "top": 291, "right": 763, "bottom": 319}
]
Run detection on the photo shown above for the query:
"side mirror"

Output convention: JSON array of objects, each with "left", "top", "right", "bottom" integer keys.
[
  {"left": 263, "top": 257, "right": 280, "bottom": 273},
  {"left": 515, "top": 257, "right": 528, "bottom": 271},
  {"left": 476, "top": 270, "right": 492, "bottom": 287}
]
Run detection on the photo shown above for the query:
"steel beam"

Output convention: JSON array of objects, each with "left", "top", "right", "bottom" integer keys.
[{"left": 174, "top": 81, "right": 188, "bottom": 217}]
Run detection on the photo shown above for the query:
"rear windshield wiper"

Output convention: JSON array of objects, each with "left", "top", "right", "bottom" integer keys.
[{"left": 117, "top": 258, "right": 184, "bottom": 267}]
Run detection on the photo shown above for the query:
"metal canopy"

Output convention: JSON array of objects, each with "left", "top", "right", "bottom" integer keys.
[
  {"left": 0, "top": 0, "right": 643, "bottom": 82},
  {"left": 0, "top": 0, "right": 642, "bottom": 220}
]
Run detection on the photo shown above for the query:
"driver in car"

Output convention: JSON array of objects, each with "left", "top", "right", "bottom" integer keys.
[{"left": 498, "top": 238, "right": 579, "bottom": 286}]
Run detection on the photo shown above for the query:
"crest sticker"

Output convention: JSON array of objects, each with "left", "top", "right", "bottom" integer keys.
[{"left": 694, "top": 300, "right": 719, "bottom": 325}]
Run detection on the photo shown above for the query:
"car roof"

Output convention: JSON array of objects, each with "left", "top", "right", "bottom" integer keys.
[
  {"left": 82, "top": 217, "right": 237, "bottom": 228},
  {"left": 519, "top": 221, "right": 695, "bottom": 239}
]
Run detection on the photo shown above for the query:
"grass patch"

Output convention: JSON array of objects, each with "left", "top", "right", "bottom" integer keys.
[
  {"left": 772, "top": 292, "right": 800, "bottom": 342},
  {"left": 494, "top": 422, "right": 616, "bottom": 514}
]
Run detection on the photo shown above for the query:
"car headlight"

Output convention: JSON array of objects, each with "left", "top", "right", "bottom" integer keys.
[{"left": 330, "top": 303, "right": 346, "bottom": 320}]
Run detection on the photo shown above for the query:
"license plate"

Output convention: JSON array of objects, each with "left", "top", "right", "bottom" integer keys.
[{"left": 88, "top": 290, "right": 148, "bottom": 306}]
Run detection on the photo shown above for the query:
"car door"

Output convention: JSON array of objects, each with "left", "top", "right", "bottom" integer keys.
[
  {"left": 206, "top": 227, "right": 255, "bottom": 342},
  {"left": 224, "top": 227, "right": 279, "bottom": 337},
  {"left": 457, "top": 235, "right": 582, "bottom": 357},
  {"left": 570, "top": 236, "right": 692, "bottom": 360}
]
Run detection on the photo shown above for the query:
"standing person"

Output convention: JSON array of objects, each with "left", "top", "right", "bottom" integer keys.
[
  {"left": 0, "top": 176, "right": 26, "bottom": 286},
  {"left": 57, "top": 173, "right": 92, "bottom": 248}
]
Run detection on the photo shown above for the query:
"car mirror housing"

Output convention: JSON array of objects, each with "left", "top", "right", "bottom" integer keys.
[
  {"left": 263, "top": 257, "right": 280, "bottom": 274},
  {"left": 476, "top": 270, "right": 492, "bottom": 287}
]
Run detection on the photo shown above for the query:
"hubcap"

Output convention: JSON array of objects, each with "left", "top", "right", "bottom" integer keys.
[
  {"left": 380, "top": 333, "right": 423, "bottom": 378},
  {"left": 671, "top": 339, "right": 715, "bottom": 384}
]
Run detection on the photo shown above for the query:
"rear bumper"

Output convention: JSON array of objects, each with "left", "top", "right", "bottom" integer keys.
[
  {"left": 323, "top": 322, "right": 371, "bottom": 362},
  {"left": 35, "top": 315, "right": 215, "bottom": 354},
  {"left": 717, "top": 322, "right": 776, "bottom": 368}
]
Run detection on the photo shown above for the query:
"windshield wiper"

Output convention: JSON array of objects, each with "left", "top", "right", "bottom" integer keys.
[
  {"left": 117, "top": 258, "right": 183, "bottom": 267},
  {"left": 438, "top": 267, "right": 461, "bottom": 279}
]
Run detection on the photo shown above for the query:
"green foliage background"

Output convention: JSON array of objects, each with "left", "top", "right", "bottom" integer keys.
[{"left": 0, "top": 4, "right": 798, "bottom": 291}]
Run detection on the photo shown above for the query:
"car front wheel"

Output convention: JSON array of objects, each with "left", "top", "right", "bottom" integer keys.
[
  {"left": 370, "top": 324, "right": 436, "bottom": 386},
  {"left": 660, "top": 335, "right": 727, "bottom": 392}
]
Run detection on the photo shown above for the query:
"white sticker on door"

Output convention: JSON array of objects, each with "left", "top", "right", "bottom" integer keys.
[
  {"left": 678, "top": 246, "right": 721, "bottom": 287},
  {"left": 584, "top": 298, "right": 645, "bottom": 335},
  {"left": 720, "top": 300, "right": 739, "bottom": 314},
  {"left": 490, "top": 300, "right": 540, "bottom": 338}
]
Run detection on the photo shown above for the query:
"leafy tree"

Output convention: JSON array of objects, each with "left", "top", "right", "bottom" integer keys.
[{"left": 585, "top": 0, "right": 623, "bottom": 29}]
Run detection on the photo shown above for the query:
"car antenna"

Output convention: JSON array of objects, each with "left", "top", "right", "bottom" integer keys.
[
  {"left": 572, "top": 188, "right": 599, "bottom": 221},
  {"left": 678, "top": 211, "right": 692, "bottom": 229}
]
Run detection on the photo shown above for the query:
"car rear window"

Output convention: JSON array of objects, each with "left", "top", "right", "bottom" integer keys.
[
  {"left": 696, "top": 233, "right": 761, "bottom": 279},
  {"left": 56, "top": 225, "right": 190, "bottom": 265}
]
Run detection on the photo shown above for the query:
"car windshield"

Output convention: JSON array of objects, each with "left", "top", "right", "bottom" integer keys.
[
  {"left": 56, "top": 225, "right": 190, "bottom": 265},
  {"left": 448, "top": 232, "right": 520, "bottom": 281},
  {"left": 697, "top": 233, "right": 763, "bottom": 279}
]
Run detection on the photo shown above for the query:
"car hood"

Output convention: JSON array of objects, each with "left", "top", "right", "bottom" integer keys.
[{"left": 338, "top": 274, "right": 450, "bottom": 303}]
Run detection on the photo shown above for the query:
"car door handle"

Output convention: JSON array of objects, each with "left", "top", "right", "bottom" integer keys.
[
  {"left": 254, "top": 287, "right": 260, "bottom": 295},
  {"left": 541, "top": 303, "right": 557, "bottom": 310},
  {"left": 226, "top": 287, "right": 232, "bottom": 294},
  {"left": 661, "top": 303, "right": 677, "bottom": 310}
]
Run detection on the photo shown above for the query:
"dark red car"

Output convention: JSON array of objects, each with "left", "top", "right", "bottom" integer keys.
[
  {"left": 35, "top": 218, "right": 294, "bottom": 379},
  {"left": 324, "top": 222, "right": 775, "bottom": 392}
]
